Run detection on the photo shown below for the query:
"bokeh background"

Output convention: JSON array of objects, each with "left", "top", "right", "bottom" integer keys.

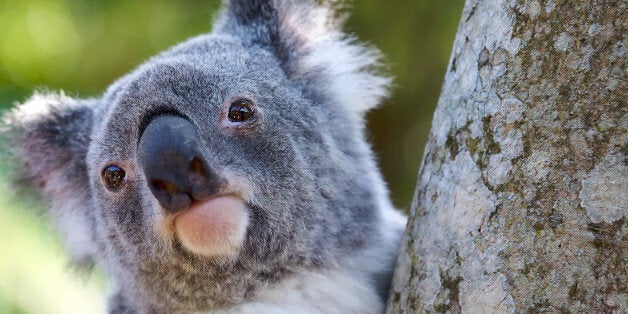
[{"left": 0, "top": 0, "right": 463, "bottom": 312}]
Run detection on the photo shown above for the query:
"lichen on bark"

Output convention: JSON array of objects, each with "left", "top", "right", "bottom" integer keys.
[{"left": 387, "top": 0, "right": 627, "bottom": 312}]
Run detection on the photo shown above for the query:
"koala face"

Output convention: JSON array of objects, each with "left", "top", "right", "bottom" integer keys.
[
  {"left": 91, "top": 38, "right": 384, "bottom": 309},
  {"left": 4, "top": 1, "right": 404, "bottom": 312}
]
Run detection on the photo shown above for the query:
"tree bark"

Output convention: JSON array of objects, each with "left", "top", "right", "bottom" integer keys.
[{"left": 387, "top": 0, "right": 626, "bottom": 312}]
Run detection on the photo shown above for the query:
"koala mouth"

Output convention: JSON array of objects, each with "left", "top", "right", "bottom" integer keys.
[
  {"left": 173, "top": 195, "right": 249, "bottom": 258},
  {"left": 137, "top": 114, "right": 249, "bottom": 258}
]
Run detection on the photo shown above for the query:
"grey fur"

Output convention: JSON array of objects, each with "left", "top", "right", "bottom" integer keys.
[{"left": 2, "top": 0, "right": 405, "bottom": 312}]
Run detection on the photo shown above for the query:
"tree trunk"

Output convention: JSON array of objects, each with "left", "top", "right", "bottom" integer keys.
[{"left": 387, "top": 0, "right": 626, "bottom": 312}]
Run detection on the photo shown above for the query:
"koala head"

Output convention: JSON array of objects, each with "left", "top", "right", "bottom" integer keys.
[{"left": 3, "top": 0, "right": 402, "bottom": 312}]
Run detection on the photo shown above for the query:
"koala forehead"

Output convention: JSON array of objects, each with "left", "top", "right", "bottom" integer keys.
[
  {"left": 90, "top": 34, "right": 308, "bottom": 157},
  {"left": 107, "top": 34, "right": 291, "bottom": 109}
]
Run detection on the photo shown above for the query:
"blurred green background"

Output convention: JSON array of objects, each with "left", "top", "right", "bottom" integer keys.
[{"left": 0, "top": 0, "right": 463, "bottom": 313}]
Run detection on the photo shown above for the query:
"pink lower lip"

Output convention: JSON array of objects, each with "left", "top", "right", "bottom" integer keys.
[
  {"left": 178, "top": 195, "right": 236, "bottom": 221},
  {"left": 167, "top": 194, "right": 229, "bottom": 218},
  {"left": 188, "top": 195, "right": 229, "bottom": 210},
  {"left": 173, "top": 195, "right": 249, "bottom": 257}
]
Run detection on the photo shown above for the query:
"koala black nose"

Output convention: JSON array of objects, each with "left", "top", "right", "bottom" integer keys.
[{"left": 138, "top": 115, "right": 218, "bottom": 214}]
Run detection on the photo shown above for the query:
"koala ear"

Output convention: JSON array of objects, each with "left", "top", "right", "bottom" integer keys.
[
  {"left": 2, "top": 92, "right": 98, "bottom": 265},
  {"left": 214, "top": 0, "right": 391, "bottom": 113}
]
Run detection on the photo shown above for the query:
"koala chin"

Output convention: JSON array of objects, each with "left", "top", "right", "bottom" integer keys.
[{"left": 3, "top": 0, "right": 406, "bottom": 313}]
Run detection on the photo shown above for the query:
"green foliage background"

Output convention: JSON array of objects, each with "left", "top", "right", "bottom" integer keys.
[{"left": 0, "top": 0, "right": 463, "bottom": 312}]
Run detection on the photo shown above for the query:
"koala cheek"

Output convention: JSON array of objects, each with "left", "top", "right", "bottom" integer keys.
[{"left": 174, "top": 196, "right": 249, "bottom": 258}]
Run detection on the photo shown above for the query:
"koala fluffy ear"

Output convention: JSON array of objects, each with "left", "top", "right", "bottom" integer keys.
[
  {"left": 215, "top": 0, "right": 391, "bottom": 114},
  {"left": 2, "top": 92, "right": 98, "bottom": 265}
]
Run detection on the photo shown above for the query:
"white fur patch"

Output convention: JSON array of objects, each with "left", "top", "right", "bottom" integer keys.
[
  {"left": 276, "top": 1, "right": 391, "bottom": 114},
  {"left": 9, "top": 92, "right": 75, "bottom": 122},
  {"left": 300, "top": 40, "right": 391, "bottom": 113},
  {"left": 52, "top": 196, "right": 98, "bottom": 263},
  {"left": 215, "top": 268, "right": 383, "bottom": 314}
]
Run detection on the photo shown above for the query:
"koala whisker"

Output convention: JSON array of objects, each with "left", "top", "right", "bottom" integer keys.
[{"left": 66, "top": 238, "right": 109, "bottom": 245}]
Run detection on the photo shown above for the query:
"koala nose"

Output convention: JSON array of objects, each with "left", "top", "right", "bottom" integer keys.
[{"left": 138, "top": 115, "right": 218, "bottom": 214}]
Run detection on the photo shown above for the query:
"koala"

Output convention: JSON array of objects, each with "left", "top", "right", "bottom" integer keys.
[{"left": 2, "top": 0, "right": 405, "bottom": 312}]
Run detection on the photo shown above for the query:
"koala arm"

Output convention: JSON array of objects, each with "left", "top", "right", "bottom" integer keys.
[{"left": 2, "top": 92, "right": 99, "bottom": 265}]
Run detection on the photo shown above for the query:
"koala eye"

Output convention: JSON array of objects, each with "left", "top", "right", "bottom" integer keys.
[
  {"left": 227, "top": 100, "right": 254, "bottom": 122},
  {"left": 103, "top": 165, "right": 126, "bottom": 189}
]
